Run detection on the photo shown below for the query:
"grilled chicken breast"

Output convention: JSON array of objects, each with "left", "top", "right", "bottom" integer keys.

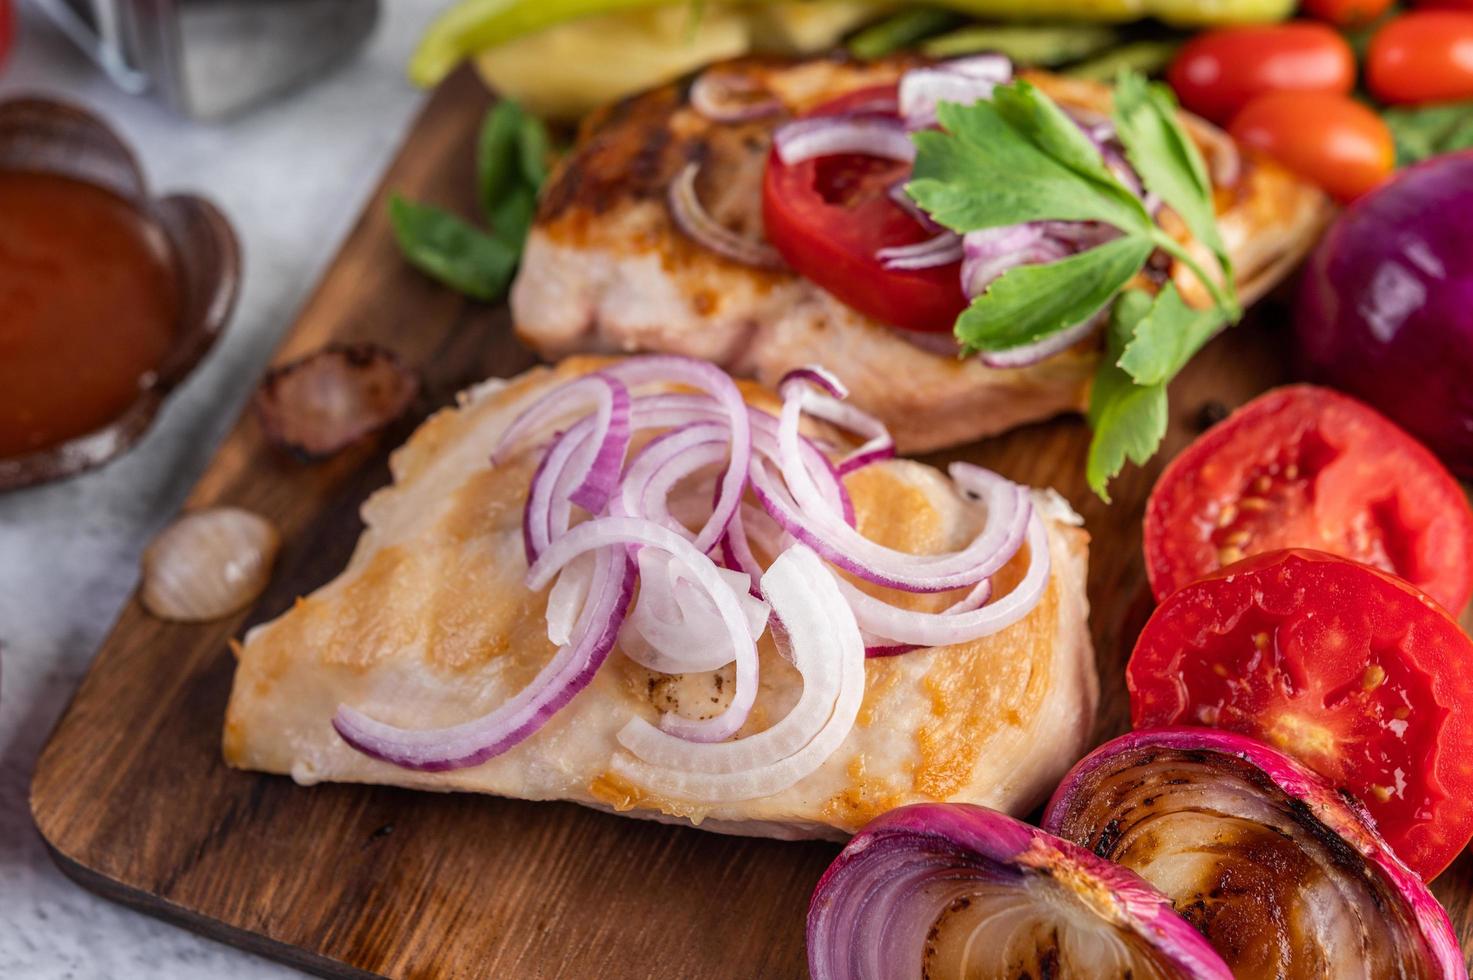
[
  {"left": 224, "top": 358, "right": 1097, "bottom": 840},
  {"left": 511, "top": 56, "right": 1333, "bottom": 453}
]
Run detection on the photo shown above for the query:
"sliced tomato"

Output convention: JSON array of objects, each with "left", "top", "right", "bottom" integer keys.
[
  {"left": 762, "top": 85, "right": 966, "bottom": 334},
  {"left": 1128, "top": 548, "right": 1473, "bottom": 880},
  {"left": 1144, "top": 385, "right": 1473, "bottom": 614}
]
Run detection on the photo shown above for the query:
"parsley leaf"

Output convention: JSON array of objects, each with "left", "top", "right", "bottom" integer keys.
[
  {"left": 907, "top": 70, "right": 1240, "bottom": 500},
  {"left": 1086, "top": 291, "right": 1168, "bottom": 502},
  {"left": 909, "top": 97, "right": 1151, "bottom": 233},
  {"left": 956, "top": 236, "right": 1153, "bottom": 355},
  {"left": 1381, "top": 101, "right": 1473, "bottom": 167},
  {"left": 1112, "top": 73, "right": 1237, "bottom": 318},
  {"left": 1115, "top": 281, "right": 1225, "bottom": 387}
]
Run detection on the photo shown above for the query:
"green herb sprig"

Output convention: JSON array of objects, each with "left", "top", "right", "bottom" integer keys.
[
  {"left": 390, "top": 99, "right": 549, "bottom": 301},
  {"left": 906, "top": 70, "right": 1240, "bottom": 500}
]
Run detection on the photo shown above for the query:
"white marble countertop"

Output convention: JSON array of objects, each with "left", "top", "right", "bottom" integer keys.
[{"left": 0, "top": 2, "right": 444, "bottom": 975}]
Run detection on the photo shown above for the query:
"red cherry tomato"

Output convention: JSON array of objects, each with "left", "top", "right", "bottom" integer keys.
[
  {"left": 1368, "top": 11, "right": 1473, "bottom": 104},
  {"left": 1228, "top": 92, "right": 1395, "bottom": 202},
  {"left": 762, "top": 86, "right": 966, "bottom": 334},
  {"left": 1128, "top": 548, "right": 1473, "bottom": 881},
  {"left": 1144, "top": 385, "right": 1473, "bottom": 614},
  {"left": 1166, "top": 22, "right": 1356, "bottom": 124},
  {"left": 1302, "top": 0, "right": 1395, "bottom": 27}
]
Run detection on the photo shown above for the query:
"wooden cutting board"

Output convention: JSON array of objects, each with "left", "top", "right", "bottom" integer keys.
[{"left": 29, "top": 66, "right": 1473, "bottom": 978}]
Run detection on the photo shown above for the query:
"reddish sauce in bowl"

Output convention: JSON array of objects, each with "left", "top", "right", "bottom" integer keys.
[{"left": 0, "top": 170, "right": 179, "bottom": 458}]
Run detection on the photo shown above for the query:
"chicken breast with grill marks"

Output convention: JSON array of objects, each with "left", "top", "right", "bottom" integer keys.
[
  {"left": 223, "top": 358, "right": 1097, "bottom": 840},
  {"left": 511, "top": 56, "right": 1333, "bottom": 453}
]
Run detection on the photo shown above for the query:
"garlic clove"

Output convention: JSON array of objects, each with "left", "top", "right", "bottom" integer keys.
[{"left": 141, "top": 507, "right": 281, "bottom": 622}]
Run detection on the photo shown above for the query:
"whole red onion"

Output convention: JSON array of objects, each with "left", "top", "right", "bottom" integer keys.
[{"left": 1294, "top": 151, "right": 1473, "bottom": 478}]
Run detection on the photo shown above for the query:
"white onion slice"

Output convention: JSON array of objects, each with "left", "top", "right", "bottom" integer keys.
[
  {"left": 899, "top": 55, "right": 1013, "bottom": 131},
  {"left": 532, "top": 517, "right": 759, "bottom": 743},
  {"left": 619, "top": 548, "right": 769, "bottom": 675},
  {"left": 689, "top": 67, "right": 782, "bottom": 123},
  {"left": 840, "top": 501, "right": 1050, "bottom": 648},
  {"left": 876, "top": 231, "right": 964, "bottom": 271},
  {"left": 668, "top": 161, "right": 786, "bottom": 270},
  {"left": 774, "top": 115, "right": 916, "bottom": 166},
  {"left": 612, "top": 544, "right": 865, "bottom": 801}
]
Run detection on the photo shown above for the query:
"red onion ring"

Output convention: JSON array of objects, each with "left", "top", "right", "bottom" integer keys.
[
  {"left": 898, "top": 55, "right": 1012, "bottom": 131},
  {"left": 535, "top": 517, "right": 761, "bottom": 743},
  {"left": 494, "top": 373, "right": 632, "bottom": 516},
  {"left": 612, "top": 544, "right": 865, "bottom": 802},
  {"left": 331, "top": 542, "right": 635, "bottom": 771},
  {"left": 759, "top": 373, "right": 1031, "bottom": 592},
  {"left": 668, "top": 161, "right": 786, "bottom": 270},
  {"left": 876, "top": 231, "right": 964, "bottom": 271},
  {"left": 773, "top": 114, "right": 916, "bottom": 167},
  {"left": 689, "top": 67, "right": 782, "bottom": 123}
]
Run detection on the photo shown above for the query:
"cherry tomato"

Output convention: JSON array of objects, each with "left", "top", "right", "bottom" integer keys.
[
  {"left": 1302, "top": 0, "right": 1395, "bottom": 27},
  {"left": 1129, "top": 548, "right": 1473, "bottom": 881},
  {"left": 762, "top": 86, "right": 966, "bottom": 334},
  {"left": 1166, "top": 23, "right": 1356, "bottom": 124},
  {"left": 1228, "top": 92, "right": 1395, "bottom": 202},
  {"left": 1144, "top": 386, "right": 1473, "bottom": 614},
  {"left": 1368, "top": 11, "right": 1473, "bottom": 104}
]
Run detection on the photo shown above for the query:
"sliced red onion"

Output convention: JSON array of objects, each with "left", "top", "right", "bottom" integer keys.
[
  {"left": 875, "top": 231, "right": 963, "bottom": 271},
  {"left": 978, "top": 307, "right": 1110, "bottom": 369},
  {"left": 898, "top": 54, "right": 1013, "bottom": 131},
  {"left": 773, "top": 114, "right": 915, "bottom": 167},
  {"left": 841, "top": 489, "right": 1047, "bottom": 649},
  {"left": 887, "top": 181, "right": 943, "bottom": 234},
  {"left": 808, "top": 803, "right": 1234, "bottom": 980},
  {"left": 619, "top": 548, "right": 768, "bottom": 675},
  {"left": 758, "top": 375, "right": 1031, "bottom": 592},
  {"left": 332, "top": 542, "right": 634, "bottom": 771},
  {"left": 533, "top": 516, "right": 759, "bottom": 743},
  {"left": 1045, "top": 728, "right": 1467, "bottom": 980},
  {"left": 689, "top": 67, "right": 781, "bottom": 123},
  {"left": 779, "top": 368, "right": 894, "bottom": 476},
  {"left": 493, "top": 372, "right": 632, "bottom": 516},
  {"left": 668, "top": 161, "right": 785, "bottom": 270},
  {"left": 611, "top": 422, "right": 730, "bottom": 545},
  {"left": 611, "top": 544, "right": 865, "bottom": 802}
]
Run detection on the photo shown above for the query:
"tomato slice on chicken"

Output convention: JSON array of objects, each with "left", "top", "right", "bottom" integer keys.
[
  {"left": 1128, "top": 548, "right": 1473, "bottom": 881},
  {"left": 1144, "top": 385, "right": 1473, "bottom": 614},
  {"left": 762, "top": 85, "right": 967, "bottom": 334}
]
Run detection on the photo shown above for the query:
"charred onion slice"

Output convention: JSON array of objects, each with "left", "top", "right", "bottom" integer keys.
[
  {"left": 808, "top": 803, "right": 1233, "bottom": 980},
  {"left": 253, "top": 343, "right": 419, "bottom": 459},
  {"left": 1043, "top": 728, "right": 1466, "bottom": 980}
]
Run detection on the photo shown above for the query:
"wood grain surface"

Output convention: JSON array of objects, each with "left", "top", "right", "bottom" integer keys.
[{"left": 29, "top": 66, "right": 1473, "bottom": 978}]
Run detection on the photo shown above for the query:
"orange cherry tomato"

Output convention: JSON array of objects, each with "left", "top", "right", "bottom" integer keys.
[
  {"left": 1301, "top": 0, "right": 1395, "bottom": 27},
  {"left": 1368, "top": 12, "right": 1473, "bottom": 104},
  {"left": 1167, "top": 22, "right": 1356, "bottom": 124},
  {"left": 1229, "top": 92, "right": 1395, "bottom": 202}
]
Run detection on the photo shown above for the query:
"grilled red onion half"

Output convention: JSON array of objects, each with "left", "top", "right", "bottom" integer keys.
[
  {"left": 334, "top": 357, "right": 1049, "bottom": 788},
  {"left": 1044, "top": 728, "right": 1467, "bottom": 980},
  {"left": 808, "top": 803, "right": 1234, "bottom": 980}
]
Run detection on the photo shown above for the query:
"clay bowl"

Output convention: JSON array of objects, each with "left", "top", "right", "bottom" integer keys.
[{"left": 0, "top": 96, "right": 241, "bottom": 491}]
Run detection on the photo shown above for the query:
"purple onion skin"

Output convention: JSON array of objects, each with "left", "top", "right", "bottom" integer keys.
[
  {"left": 808, "top": 802, "right": 1233, "bottom": 980},
  {"left": 1294, "top": 151, "right": 1473, "bottom": 478},
  {"left": 1044, "top": 728, "right": 1467, "bottom": 979}
]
